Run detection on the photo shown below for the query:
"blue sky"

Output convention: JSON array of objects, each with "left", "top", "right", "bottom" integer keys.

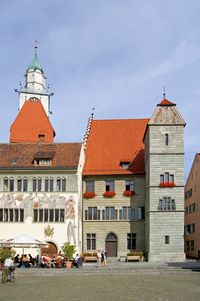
[{"left": 0, "top": 0, "right": 199, "bottom": 179}]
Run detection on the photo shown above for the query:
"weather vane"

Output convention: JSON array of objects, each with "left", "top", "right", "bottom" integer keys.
[
  {"left": 34, "top": 40, "right": 39, "bottom": 53},
  {"left": 163, "top": 86, "right": 166, "bottom": 99}
]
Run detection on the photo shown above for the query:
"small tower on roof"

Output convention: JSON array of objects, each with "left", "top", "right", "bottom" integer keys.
[{"left": 16, "top": 42, "right": 53, "bottom": 116}]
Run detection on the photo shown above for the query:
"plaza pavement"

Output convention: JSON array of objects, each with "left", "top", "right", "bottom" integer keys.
[{"left": 0, "top": 260, "right": 200, "bottom": 301}]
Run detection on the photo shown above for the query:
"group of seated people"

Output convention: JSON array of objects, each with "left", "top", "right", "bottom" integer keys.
[{"left": 14, "top": 252, "right": 82, "bottom": 268}]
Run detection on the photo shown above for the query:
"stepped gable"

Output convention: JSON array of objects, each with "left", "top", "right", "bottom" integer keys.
[
  {"left": 10, "top": 98, "right": 55, "bottom": 143},
  {"left": 83, "top": 118, "right": 149, "bottom": 175},
  {"left": 0, "top": 143, "right": 81, "bottom": 169}
]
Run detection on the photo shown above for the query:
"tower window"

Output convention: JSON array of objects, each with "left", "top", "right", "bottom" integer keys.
[
  {"left": 165, "top": 133, "right": 169, "bottom": 146},
  {"left": 165, "top": 236, "right": 170, "bottom": 244}
]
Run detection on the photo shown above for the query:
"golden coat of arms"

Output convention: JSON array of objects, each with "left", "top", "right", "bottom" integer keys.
[{"left": 44, "top": 225, "right": 54, "bottom": 237}]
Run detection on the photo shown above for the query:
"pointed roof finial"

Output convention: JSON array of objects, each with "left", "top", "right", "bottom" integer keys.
[
  {"left": 34, "top": 40, "right": 39, "bottom": 53},
  {"left": 91, "top": 107, "right": 95, "bottom": 120},
  {"left": 28, "top": 41, "right": 42, "bottom": 72},
  {"left": 163, "top": 86, "right": 166, "bottom": 99}
]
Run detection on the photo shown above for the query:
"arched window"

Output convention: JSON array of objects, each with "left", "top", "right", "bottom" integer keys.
[
  {"left": 57, "top": 177, "right": 61, "bottom": 192},
  {"left": 62, "top": 177, "right": 66, "bottom": 192},
  {"left": 38, "top": 177, "right": 42, "bottom": 192},
  {"left": 4, "top": 177, "right": 8, "bottom": 192},
  {"left": 23, "top": 177, "right": 28, "bottom": 192},
  {"left": 50, "top": 177, "right": 54, "bottom": 192},
  {"left": 45, "top": 177, "right": 49, "bottom": 192},
  {"left": 33, "top": 177, "right": 36, "bottom": 192},
  {"left": 17, "top": 177, "right": 22, "bottom": 192},
  {"left": 9, "top": 177, "right": 14, "bottom": 192}
]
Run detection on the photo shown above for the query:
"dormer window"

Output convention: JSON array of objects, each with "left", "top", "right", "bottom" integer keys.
[
  {"left": 34, "top": 159, "right": 51, "bottom": 166},
  {"left": 38, "top": 134, "right": 45, "bottom": 142},
  {"left": 120, "top": 161, "right": 131, "bottom": 169},
  {"left": 33, "top": 151, "right": 55, "bottom": 166}
]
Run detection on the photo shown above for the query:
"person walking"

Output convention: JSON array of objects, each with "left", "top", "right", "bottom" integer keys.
[
  {"left": 1, "top": 257, "right": 14, "bottom": 283},
  {"left": 97, "top": 250, "right": 101, "bottom": 266}
]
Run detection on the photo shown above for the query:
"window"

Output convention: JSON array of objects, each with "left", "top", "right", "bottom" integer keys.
[
  {"left": 105, "top": 180, "right": 114, "bottom": 192},
  {"left": 85, "top": 207, "right": 100, "bottom": 220},
  {"left": 45, "top": 177, "right": 49, "bottom": 192},
  {"left": 160, "top": 172, "right": 171, "bottom": 183},
  {"left": 158, "top": 197, "right": 176, "bottom": 211},
  {"left": 50, "top": 177, "right": 54, "bottom": 192},
  {"left": 56, "top": 177, "right": 66, "bottom": 192},
  {"left": 137, "top": 206, "right": 145, "bottom": 220},
  {"left": 165, "top": 236, "right": 170, "bottom": 244},
  {"left": 86, "top": 233, "right": 96, "bottom": 250},
  {"left": 119, "top": 206, "right": 131, "bottom": 220},
  {"left": 185, "top": 223, "right": 195, "bottom": 234},
  {"left": 120, "top": 161, "right": 130, "bottom": 168},
  {"left": 4, "top": 177, "right": 8, "bottom": 191},
  {"left": 23, "top": 177, "right": 28, "bottom": 191},
  {"left": 85, "top": 181, "right": 94, "bottom": 192},
  {"left": 105, "top": 207, "right": 116, "bottom": 220},
  {"left": 61, "top": 177, "right": 66, "bottom": 192},
  {"left": 165, "top": 133, "right": 169, "bottom": 146},
  {"left": 9, "top": 177, "right": 14, "bottom": 192},
  {"left": 127, "top": 233, "right": 136, "bottom": 250},
  {"left": 125, "top": 180, "right": 134, "bottom": 191},
  {"left": 186, "top": 240, "right": 194, "bottom": 251},
  {"left": 189, "top": 203, "right": 196, "bottom": 214},
  {"left": 0, "top": 208, "right": 24, "bottom": 222},
  {"left": 185, "top": 188, "right": 193, "bottom": 199},
  {"left": 33, "top": 208, "right": 65, "bottom": 222},
  {"left": 33, "top": 177, "right": 42, "bottom": 192},
  {"left": 17, "top": 177, "right": 22, "bottom": 191}
]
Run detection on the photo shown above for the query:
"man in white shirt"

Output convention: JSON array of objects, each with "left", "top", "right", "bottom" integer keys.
[{"left": 2, "top": 257, "right": 14, "bottom": 283}]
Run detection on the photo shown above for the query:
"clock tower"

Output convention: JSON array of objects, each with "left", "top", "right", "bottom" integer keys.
[
  {"left": 16, "top": 45, "right": 53, "bottom": 116},
  {"left": 144, "top": 97, "right": 186, "bottom": 261}
]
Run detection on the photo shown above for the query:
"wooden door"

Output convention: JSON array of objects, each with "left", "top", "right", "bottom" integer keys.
[
  {"left": 105, "top": 233, "right": 117, "bottom": 257},
  {"left": 41, "top": 242, "right": 57, "bottom": 256}
]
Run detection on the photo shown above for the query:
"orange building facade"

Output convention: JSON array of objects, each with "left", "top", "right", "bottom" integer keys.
[{"left": 184, "top": 153, "right": 200, "bottom": 258}]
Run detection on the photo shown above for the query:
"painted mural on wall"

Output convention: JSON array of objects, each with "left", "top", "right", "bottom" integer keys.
[{"left": 0, "top": 192, "right": 78, "bottom": 246}]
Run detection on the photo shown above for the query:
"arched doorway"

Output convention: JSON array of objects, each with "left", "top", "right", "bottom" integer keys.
[
  {"left": 105, "top": 232, "right": 118, "bottom": 257},
  {"left": 41, "top": 242, "right": 57, "bottom": 256}
]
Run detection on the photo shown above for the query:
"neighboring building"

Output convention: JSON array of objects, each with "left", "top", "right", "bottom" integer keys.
[
  {"left": 0, "top": 49, "right": 83, "bottom": 256},
  {"left": 82, "top": 98, "right": 186, "bottom": 262},
  {"left": 184, "top": 153, "right": 200, "bottom": 258}
]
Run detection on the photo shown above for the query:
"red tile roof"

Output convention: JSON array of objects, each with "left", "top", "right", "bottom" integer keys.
[
  {"left": 0, "top": 143, "right": 81, "bottom": 169},
  {"left": 158, "top": 98, "right": 176, "bottom": 106},
  {"left": 10, "top": 99, "right": 55, "bottom": 143},
  {"left": 83, "top": 119, "right": 149, "bottom": 175}
]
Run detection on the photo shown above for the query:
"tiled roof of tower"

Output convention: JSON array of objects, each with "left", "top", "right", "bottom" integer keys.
[
  {"left": 0, "top": 143, "right": 81, "bottom": 169},
  {"left": 158, "top": 98, "right": 176, "bottom": 106},
  {"left": 10, "top": 99, "right": 55, "bottom": 143},
  {"left": 83, "top": 119, "right": 149, "bottom": 175}
]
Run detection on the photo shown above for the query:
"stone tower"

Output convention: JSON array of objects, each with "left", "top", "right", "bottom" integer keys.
[
  {"left": 144, "top": 98, "right": 186, "bottom": 261},
  {"left": 16, "top": 45, "right": 53, "bottom": 116}
]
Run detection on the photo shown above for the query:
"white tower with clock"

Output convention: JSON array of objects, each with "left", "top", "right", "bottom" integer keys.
[
  {"left": 16, "top": 45, "right": 53, "bottom": 116},
  {"left": 144, "top": 97, "right": 186, "bottom": 261}
]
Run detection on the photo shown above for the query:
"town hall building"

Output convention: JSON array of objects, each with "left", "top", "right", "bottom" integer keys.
[{"left": 0, "top": 48, "right": 186, "bottom": 262}]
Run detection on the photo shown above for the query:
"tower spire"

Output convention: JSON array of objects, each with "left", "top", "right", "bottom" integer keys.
[{"left": 163, "top": 86, "right": 166, "bottom": 99}]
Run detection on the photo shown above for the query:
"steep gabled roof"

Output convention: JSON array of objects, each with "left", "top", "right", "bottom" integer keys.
[
  {"left": 0, "top": 143, "right": 81, "bottom": 169},
  {"left": 83, "top": 119, "right": 149, "bottom": 175},
  {"left": 10, "top": 99, "right": 55, "bottom": 143}
]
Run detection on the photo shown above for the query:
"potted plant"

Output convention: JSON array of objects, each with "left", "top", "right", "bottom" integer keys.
[
  {"left": 0, "top": 248, "right": 16, "bottom": 263},
  {"left": 61, "top": 242, "right": 76, "bottom": 268}
]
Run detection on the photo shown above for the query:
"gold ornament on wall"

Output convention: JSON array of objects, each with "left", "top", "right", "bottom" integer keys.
[{"left": 44, "top": 225, "right": 54, "bottom": 238}]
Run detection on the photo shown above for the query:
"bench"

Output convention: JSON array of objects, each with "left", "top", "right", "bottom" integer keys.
[
  {"left": 84, "top": 256, "right": 97, "bottom": 262},
  {"left": 126, "top": 255, "right": 143, "bottom": 262}
]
